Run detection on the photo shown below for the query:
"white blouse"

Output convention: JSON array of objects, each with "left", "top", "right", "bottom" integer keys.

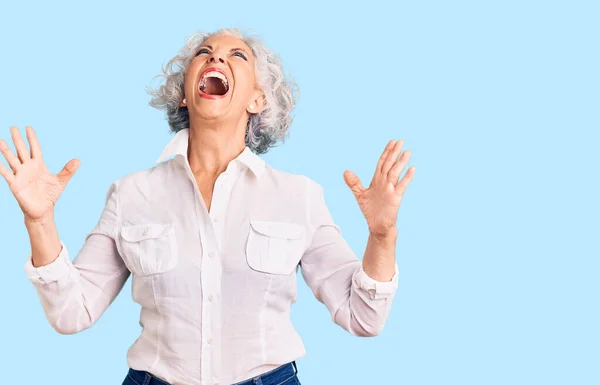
[{"left": 24, "top": 128, "right": 399, "bottom": 385}]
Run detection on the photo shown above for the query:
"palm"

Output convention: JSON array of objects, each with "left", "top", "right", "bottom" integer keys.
[
  {"left": 12, "top": 162, "right": 63, "bottom": 219},
  {"left": 344, "top": 140, "right": 416, "bottom": 236},
  {"left": 0, "top": 126, "right": 79, "bottom": 221},
  {"left": 356, "top": 179, "right": 402, "bottom": 232}
]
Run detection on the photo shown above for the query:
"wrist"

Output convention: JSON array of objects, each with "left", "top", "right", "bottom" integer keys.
[
  {"left": 24, "top": 211, "right": 55, "bottom": 227},
  {"left": 24, "top": 211, "right": 62, "bottom": 267},
  {"left": 369, "top": 226, "right": 397, "bottom": 241}
]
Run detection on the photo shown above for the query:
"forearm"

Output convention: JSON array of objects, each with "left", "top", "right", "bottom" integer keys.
[
  {"left": 24, "top": 234, "right": 130, "bottom": 334},
  {"left": 332, "top": 228, "right": 399, "bottom": 336},
  {"left": 24, "top": 211, "right": 62, "bottom": 268},
  {"left": 362, "top": 227, "right": 397, "bottom": 282}
]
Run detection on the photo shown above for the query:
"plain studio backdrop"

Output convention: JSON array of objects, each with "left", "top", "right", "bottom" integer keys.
[{"left": 0, "top": 1, "right": 598, "bottom": 384}]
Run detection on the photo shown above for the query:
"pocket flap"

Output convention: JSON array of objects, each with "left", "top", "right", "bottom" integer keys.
[
  {"left": 120, "top": 223, "right": 173, "bottom": 242},
  {"left": 249, "top": 220, "right": 303, "bottom": 240}
]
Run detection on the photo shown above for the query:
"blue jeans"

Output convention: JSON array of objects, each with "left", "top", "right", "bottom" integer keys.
[{"left": 122, "top": 361, "right": 301, "bottom": 385}]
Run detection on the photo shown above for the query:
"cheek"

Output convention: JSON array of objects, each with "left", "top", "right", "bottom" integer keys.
[
  {"left": 235, "top": 80, "right": 251, "bottom": 96},
  {"left": 234, "top": 66, "right": 257, "bottom": 92},
  {"left": 186, "top": 62, "right": 202, "bottom": 87}
]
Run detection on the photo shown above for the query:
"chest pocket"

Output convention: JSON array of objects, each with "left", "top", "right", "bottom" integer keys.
[
  {"left": 246, "top": 220, "right": 306, "bottom": 276},
  {"left": 119, "top": 223, "right": 178, "bottom": 276}
]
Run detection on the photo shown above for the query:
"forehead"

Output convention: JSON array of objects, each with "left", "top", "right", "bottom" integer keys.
[{"left": 203, "top": 34, "right": 252, "bottom": 53}]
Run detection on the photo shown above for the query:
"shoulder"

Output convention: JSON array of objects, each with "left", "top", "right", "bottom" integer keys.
[
  {"left": 105, "top": 161, "right": 175, "bottom": 222},
  {"left": 111, "top": 160, "right": 171, "bottom": 191},
  {"left": 256, "top": 165, "right": 328, "bottom": 217},
  {"left": 254, "top": 164, "right": 332, "bottom": 229},
  {"left": 262, "top": 163, "right": 322, "bottom": 193},
  {"left": 263, "top": 166, "right": 337, "bottom": 229}
]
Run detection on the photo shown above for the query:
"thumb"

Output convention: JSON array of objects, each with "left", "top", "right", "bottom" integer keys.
[
  {"left": 343, "top": 170, "right": 364, "bottom": 196},
  {"left": 57, "top": 158, "right": 80, "bottom": 187}
]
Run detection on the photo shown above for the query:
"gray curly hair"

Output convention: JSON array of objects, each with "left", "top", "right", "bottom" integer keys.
[{"left": 146, "top": 28, "right": 298, "bottom": 155}]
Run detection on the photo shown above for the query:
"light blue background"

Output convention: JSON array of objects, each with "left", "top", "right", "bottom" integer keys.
[{"left": 0, "top": 0, "right": 598, "bottom": 384}]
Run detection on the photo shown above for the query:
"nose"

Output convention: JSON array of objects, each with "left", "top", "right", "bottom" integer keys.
[{"left": 209, "top": 52, "right": 225, "bottom": 64}]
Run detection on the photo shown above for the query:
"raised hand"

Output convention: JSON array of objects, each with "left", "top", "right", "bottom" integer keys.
[
  {"left": 343, "top": 140, "right": 416, "bottom": 237},
  {"left": 0, "top": 126, "right": 80, "bottom": 221}
]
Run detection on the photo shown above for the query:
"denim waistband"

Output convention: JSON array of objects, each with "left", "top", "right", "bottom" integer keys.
[
  {"left": 126, "top": 368, "right": 170, "bottom": 385},
  {"left": 232, "top": 361, "right": 298, "bottom": 385},
  {"left": 127, "top": 361, "right": 298, "bottom": 385}
]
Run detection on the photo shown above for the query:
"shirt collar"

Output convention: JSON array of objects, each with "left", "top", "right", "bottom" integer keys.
[{"left": 156, "top": 128, "right": 266, "bottom": 177}]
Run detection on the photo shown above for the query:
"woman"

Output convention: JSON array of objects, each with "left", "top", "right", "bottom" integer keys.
[{"left": 0, "top": 28, "right": 416, "bottom": 385}]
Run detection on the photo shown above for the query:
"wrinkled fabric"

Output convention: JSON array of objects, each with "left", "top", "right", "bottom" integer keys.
[{"left": 24, "top": 128, "right": 399, "bottom": 385}]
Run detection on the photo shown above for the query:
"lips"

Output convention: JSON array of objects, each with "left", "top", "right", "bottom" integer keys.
[{"left": 198, "top": 67, "right": 230, "bottom": 99}]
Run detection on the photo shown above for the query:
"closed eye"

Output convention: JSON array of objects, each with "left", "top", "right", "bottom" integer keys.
[
  {"left": 196, "top": 48, "right": 210, "bottom": 56},
  {"left": 233, "top": 51, "right": 247, "bottom": 61}
]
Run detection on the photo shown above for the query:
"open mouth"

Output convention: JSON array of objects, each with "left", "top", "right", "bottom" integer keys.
[{"left": 198, "top": 68, "right": 230, "bottom": 97}]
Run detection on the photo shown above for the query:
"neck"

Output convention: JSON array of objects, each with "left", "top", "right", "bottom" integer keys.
[{"left": 187, "top": 114, "right": 247, "bottom": 177}]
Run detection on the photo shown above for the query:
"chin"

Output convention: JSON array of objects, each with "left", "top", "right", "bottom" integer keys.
[{"left": 192, "top": 101, "right": 231, "bottom": 121}]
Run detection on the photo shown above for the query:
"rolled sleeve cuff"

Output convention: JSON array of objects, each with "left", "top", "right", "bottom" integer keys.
[
  {"left": 353, "top": 262, "right": 399, "bottom": 300},
  {"left": 24, "top": 241, "right": 72, "bottom": 285}
]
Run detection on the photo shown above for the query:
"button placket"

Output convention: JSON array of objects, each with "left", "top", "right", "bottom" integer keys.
[
  {"left": 217, "top": 175, "right": 225, "bottom": 188},
  {"left": 183, "top": 159, "right": 218, "bottom": 382},
  {"left": 210, "top": 170, "right": 235, "bottom": 252},
  {"left": 186, "top": 165, "right": 212, "bottom": 381},
  {"left": 189, "top": 163, "right": 235, "bottom": 384},
  {"left": 211, "top": 174, "right": 226, "bottom": 223},
  {"left": 201, "top": 225, "right": 222, "bottom": 384}
]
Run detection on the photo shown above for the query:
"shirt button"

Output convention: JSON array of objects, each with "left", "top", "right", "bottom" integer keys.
[
  {"left": 207, "top": 338, "right": 212, "bottom": 345},
  {"left": 208, "top": 251, "right": 215, "bottom": 258},
  {"left": 142, "top": 229, "right": 148, "bottom": 237},
  {"left": 208, "top": 294, "right": 214, "bottom": 302}
]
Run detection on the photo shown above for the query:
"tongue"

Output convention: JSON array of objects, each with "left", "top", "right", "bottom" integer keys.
[{"left": 204, "top": 77, "right": 227, "bottom": 95}]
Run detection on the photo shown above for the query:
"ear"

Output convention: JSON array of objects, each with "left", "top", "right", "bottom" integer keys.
[{"left": 246, "top": 91, "right": 267, "bottom": 114}]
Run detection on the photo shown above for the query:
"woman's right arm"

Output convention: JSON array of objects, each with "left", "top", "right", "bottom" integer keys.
[
  {"left": 23, "top": 182, "right": 130, "bottom": 334},
  {"left": 0, "top": 126, "right": 129, "bottom": 334}
]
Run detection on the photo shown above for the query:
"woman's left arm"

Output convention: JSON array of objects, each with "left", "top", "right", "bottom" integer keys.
[{"left": 300, "top": 139, "right": 415, "bottom": 337}]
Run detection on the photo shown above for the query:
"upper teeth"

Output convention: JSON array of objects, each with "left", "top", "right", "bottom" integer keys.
[{"left": 201, "top": 70, "right": 228, "bottom": 86}]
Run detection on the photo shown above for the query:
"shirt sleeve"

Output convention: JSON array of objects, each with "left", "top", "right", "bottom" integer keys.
[
  {"left": 23, "top": 181, "right": 130, "bottom": 334},
  {"left": 299, "top": 178, "right": 399, "bottom": 337}
]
